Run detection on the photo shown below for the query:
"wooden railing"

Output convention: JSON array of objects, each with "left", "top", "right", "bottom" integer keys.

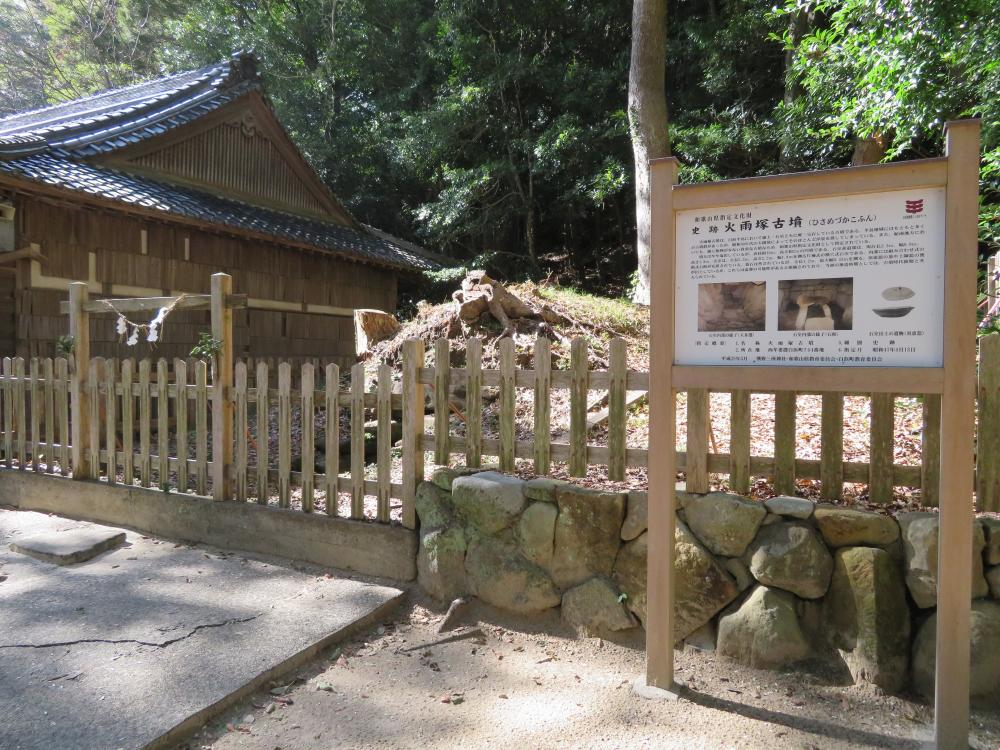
[{"left": 2, "top": 332, "right": 999, "bottom": 523}]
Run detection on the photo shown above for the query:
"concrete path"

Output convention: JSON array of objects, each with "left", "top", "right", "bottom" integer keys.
[{"left": 0, "top": 507, "right": 404, "bottom": 750}]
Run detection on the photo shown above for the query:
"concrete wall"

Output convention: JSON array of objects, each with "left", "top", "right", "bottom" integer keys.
[{"left": 0, "top": 470, "right": 416, "bottom": 581}]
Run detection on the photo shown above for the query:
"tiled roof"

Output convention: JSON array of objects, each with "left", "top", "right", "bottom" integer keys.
[{"left": 0, "top": 53, "right": 436, "bottom": 272}]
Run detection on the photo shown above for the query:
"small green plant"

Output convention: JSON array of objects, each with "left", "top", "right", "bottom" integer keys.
[
  {"left": 190, "top": 332, "right": 223, "bottom": 361},
  {"left": 160, "top": 481, "right": 173, "bottom": 494},
  {"left": 56, "top": 335, "right": 75, "bottom": 356}
]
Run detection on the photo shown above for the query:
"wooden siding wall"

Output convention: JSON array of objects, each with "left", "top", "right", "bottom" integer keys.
[
  {"left": 8, "top": 196, "right": 397, "bottom": 362},
  {"left": 126, "top": 122, "right": 331, "bottom": 218},
  {"left": 0, "top": 275, "right": 14, "bottom": 354}
]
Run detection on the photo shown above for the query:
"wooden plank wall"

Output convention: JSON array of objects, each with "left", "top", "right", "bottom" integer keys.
[{"left": 8, "top": 195, "right": 397, "bottom": 363}]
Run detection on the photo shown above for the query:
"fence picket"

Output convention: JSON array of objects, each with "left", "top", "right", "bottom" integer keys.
[
  {"left": 157, "top": 359, "right": 169, "bottom": 487},
  {"left": 44, "top": 358, "right": 54, "bottom": 473},
  {"left": 569, "top": 338, "right": 589, "bottom": 477},
  {"left": 869, "top": 393, "right": 895, "bottom": 504},
  {"left": 325, "top": 363, "right": 340, "bottom": 516},
  {"left": 977, "top": 334, "right": 1000, "bottom": 510},
  {"left": 57, "top": 357, "right": 70, "bottom": 475},
  {"left": 434, "top": 338, "right": 451, "bottom": 464},
  {"left": 195, "top": 360, "right": 208, "bottom": 495},
  {"left": 29, "top": 358, "right": 40, "bottom": 472},
  {"left": 15, "top": 358, "right": 25, "bottom": 470},
  {"left": 350, "top": 362, "right": 365, "bottom": 518},
  {"left": 105, "top": 359, "right": 117, "bottom": 486},
  {"left": 922, "top": 394, "right": 942, "bottom": 508},
  {"left": 466, "top": 338, "right": 482, "bottom": 468},
  {"left": 138, "top": 359, "right": 151, "bottom": 487},
  {"left": 2, "top": 358, "right": 10, "bottom": 469},
  {"left": 533, "top": 337, "right": 551, "bottom": 475},
  {"left": 301, "top": 363, "right": 315, "bottom": 512},
  {"left": 608, "top": 338, "right": 627, "bottom": 481},
  {"left": 401, "top": 340, "right": 424, "bottom": 529},
  {"left": 121, "top": 360, "right": 134, "bottom": 486},
  {"left": 88, "top": 358, "right": 100, "bottom": 479},
  {"left": 729, "top": 390, "right": 751, "bottom": 494},
  {"left": 498, "top": 337, "right": 516, "bottom": 472},
  {"left": 377, "top": 363, "right": 391, "bottom": 522},
  {"left": 174, "top": 359, "right": 188, "bottom": 493},
  {"left": 256, "top": 361, "right": 269, "bottom": 504},
  {"left": 278, "top": 362, "right": 291, "bottom": 508},
  {"left": 235, "top": 361, "right": 248, "bottom": 503},
  {"left": 773, "top": 392, "right": 796, "bottom": 495},
  {"left": 685, "top": 388, "right": 709, "bottom": 492},
  {"left": 820, "top": 393, "right": 844, "bottom": 500}
]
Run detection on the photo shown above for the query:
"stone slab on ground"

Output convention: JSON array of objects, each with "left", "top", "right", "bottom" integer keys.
[
  {"left": 9, "top": 527, "right": 125, "bottom": 565},
  {"left": 0, "top": 508, "right": 403, "bottom": 750}
]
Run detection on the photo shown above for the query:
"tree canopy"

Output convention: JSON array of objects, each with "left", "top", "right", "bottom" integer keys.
[{"left": 1, "top": 0, "right": 996, "bottom": 295}]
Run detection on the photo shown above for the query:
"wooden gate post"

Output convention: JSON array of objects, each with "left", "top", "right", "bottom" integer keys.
[
  {"left": 401, "top": 338, "right": 425, "bottom": 529},
  {"left": 211, "top": 273, "right": 234, "bottom": 501},
  {"left": 934, "top": 118, "right": 980, "bottom": 750},
  {"left": 645, "top": 155, "right": 680, "bottom": 693},
  {"left": 68, "top": 282, "right": 91, "bottom": 479}
]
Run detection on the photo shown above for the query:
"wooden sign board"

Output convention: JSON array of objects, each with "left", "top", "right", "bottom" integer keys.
[
  {"left": 675, "top": 188, "right": 946, "bottom": 368},
  {"left": 645, "top": 120, "right": 980, "bottom": 750}
]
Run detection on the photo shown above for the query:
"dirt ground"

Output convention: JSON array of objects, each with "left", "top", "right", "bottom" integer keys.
[{"left": 176, "top": 594, "right": 1000, "bottom": 750}]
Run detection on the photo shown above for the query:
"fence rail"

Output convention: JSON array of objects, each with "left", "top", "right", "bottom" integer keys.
[{"left": 1, "top": 331, "right": 998, "bottom": 523}]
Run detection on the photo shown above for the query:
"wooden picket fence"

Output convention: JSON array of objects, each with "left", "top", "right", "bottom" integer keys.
[
  {"left": 0, "top": 354, "right": 404, "bottom": 521},
  {"left": 415, "top": 336, "right": 648, "bottom": 479},
  {"left": 410, "top": 333, "right": 1000, "bottom": 510},
  {"left": 2, "top": 332, "right": 1000, "bottom": 522}
]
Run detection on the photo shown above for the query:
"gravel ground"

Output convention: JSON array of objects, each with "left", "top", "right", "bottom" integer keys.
[{"left": 175, "top": 595, "right": 1000, "bottom": 750}]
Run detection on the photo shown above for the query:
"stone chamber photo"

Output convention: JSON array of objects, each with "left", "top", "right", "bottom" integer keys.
[{"left": 778, "top": 277, "right": 854, "bottom": 331}]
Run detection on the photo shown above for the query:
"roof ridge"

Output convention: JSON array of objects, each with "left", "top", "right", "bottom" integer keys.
[
  {"left": 0, "top": 63, "right": 221, "bottom": 131},
  {"left": 0, "top": 52, "right": 260, "bottom": 140}
]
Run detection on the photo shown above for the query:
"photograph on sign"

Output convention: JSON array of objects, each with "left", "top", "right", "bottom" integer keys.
[
  {"left": 777, "top": 277, "right": 853, "bottom": 331},
  {"left": 696, "top": 281, "right": 766, "bottom": 331},
  {"left": 674, "top": 188, "right": 945, "bottom": 367}
]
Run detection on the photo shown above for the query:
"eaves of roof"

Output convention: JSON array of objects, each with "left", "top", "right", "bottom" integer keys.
[{"left": 0, "top": 153, "right": 437, "bottom": 272}]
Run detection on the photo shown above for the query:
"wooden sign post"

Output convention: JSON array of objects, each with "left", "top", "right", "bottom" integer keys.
[{"left": 645, "top": 120, "right": 980, "bottom": 749}]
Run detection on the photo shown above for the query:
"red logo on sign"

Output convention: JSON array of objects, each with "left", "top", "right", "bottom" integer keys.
[{"left": 905, "top": 199, "right": 924, "bottom": 214}]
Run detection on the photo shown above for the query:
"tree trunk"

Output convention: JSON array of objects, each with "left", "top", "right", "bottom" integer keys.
[
  {"left": 526, "top": 167, "right": 537, "bottom": 262},
  {"left": 782, "top": 9, "right": 810, "bottom": 107},
  {"left": 628, "top": 0, "right": 670, "bottom": 306},
  {"left": 780, "top": 8, "right": 812, "bottom": 166}
]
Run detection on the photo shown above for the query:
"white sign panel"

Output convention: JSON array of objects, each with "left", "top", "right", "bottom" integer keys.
[{"left": 674, "top": 187, "right": 946, "bottom": 367}]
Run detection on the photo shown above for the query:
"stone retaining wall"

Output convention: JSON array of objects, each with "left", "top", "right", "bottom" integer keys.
[{"left": 416, "top": 469, "right": 1000, "bottom": 700}]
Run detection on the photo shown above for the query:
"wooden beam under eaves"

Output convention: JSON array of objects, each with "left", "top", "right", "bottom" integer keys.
[{"left": 0, "top": 245, "right": 46, "bottom": 265}]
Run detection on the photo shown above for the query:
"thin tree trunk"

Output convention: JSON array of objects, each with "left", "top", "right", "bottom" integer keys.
[
  {"left": 628, "top": 0, "right": 669, "bottom": 306},
  {"left": 526, "top": 167, "right": 536, "bottom": 262},
  {"left": 780, "top": 8, "right": 811, "bottom": 166}
]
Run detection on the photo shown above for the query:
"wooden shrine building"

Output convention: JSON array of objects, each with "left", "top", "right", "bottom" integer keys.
[{"left": 0, "top": 52, "right": 436, "bottom": 364}]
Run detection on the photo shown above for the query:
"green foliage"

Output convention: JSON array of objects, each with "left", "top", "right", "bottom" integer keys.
[
  {"left": 190, "top": 332, "right": 222, "bottom": 361},
  {"left": 775, "top": 0, "right": 1000, "bottom": 254},
  {"left": 55, "top": 334, "right": 74, "bottom": 356},
  {"left": 6, "top": 0, "right": 999, "bottom": 296}
]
